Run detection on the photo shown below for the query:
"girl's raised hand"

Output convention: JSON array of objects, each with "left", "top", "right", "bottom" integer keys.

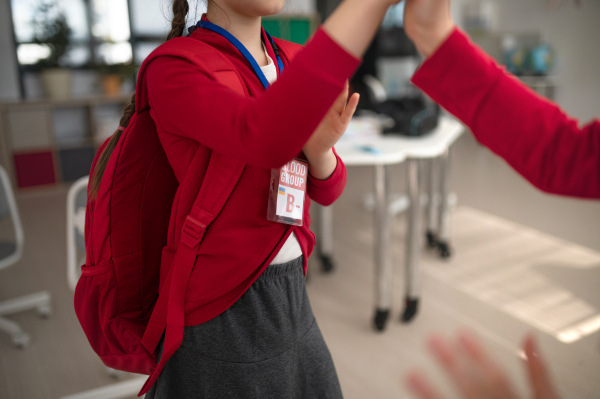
[
  {"left": 403, "top": 0, "right": 455, "bottom": 58},
  {"left": 302, "top": 84, "right": 359, "bottom": 179},
  {"left": 304, "top": 83, "right": 359, "bottom": 158}
]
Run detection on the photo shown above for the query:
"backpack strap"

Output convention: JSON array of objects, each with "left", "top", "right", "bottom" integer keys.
[
  {"left": 135, "top": 37, "right": 247, "bottom": 395},
  {"left": 140, "top": 155, "right": 244, "bottom": 395}
]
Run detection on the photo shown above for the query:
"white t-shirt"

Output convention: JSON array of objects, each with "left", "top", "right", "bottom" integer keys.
[{"left": 260, "top": 43, "right": 303, "bottom": 265}]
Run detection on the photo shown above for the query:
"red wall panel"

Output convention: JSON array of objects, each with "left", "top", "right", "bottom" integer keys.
[{"left": 14, "top": 151, "right": 57, "bottom": 188}]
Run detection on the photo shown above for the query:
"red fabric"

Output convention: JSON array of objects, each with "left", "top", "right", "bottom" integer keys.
[
  {"left": 145, "top": 27, "right": 359, "bottom": 328},
  {"left": 412, "top": 28, "right": 600, "bottom": 199}
]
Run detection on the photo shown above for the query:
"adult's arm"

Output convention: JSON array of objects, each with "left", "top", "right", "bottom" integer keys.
[{"left": 412, "top": 28, "right": 600, "bottom": 199}]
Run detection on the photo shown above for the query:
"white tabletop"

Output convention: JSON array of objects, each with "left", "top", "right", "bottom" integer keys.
[
  {"left": 335, "top": 115, "right": 465, "bottom": 166},
  {"left": 335, "top": 138, "right": 408, "bottom": 166}
]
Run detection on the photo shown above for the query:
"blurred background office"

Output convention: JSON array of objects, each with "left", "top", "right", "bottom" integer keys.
[{"left": 0, "top": 0, "right": 599, "bottom": 398}]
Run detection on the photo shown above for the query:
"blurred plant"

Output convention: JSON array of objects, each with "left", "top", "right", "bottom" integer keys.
[
  {"left": 96, "top": 61, "right": 136, "bottom": 80},
  {"left": 96, "top": 61, "right": 136, "bottom": 95},
  {"left": 32, "top": 0, "right": 72, "bottom": 68}
]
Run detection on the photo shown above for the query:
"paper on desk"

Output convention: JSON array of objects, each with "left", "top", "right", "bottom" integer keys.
[{"left": 339, "top": 116, "right": 382, "bottom": 142}]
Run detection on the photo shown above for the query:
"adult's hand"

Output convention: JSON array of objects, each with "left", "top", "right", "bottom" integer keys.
[
  {"left": 522, "top": 335, "right": 561, "bottom": 399},
  {"left": 403, "top": 0, "right": 455, "bottom": 58},
  {"left": 405, "top": 332, "right": 562, "bottom": 399}
]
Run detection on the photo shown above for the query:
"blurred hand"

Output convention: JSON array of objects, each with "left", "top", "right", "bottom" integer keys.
[
  {"left": 403, "top": 0, "right": 455, "bottom": 57},
  {"left": 405, "top": 332, "right": 562, "bottom": 399},
  {"left": 302, "top": 83, "right": 359, "bottom": 180}
]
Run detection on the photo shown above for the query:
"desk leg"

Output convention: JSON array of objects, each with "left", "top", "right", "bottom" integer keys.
[
  {"left": 437, "top": 148, "right": 452, "bottom": 259},
  {"left": 426, "top": 158, "right": 438, "bottom": 249},
  {"left": 318, "top": 205, "right": 335, "bottom": 272},
  {"left": 373, "top": 164, "right": 392, "bottom": 331},
  {"left": 402, "top": 159, "right": 421, "bottom": 323}
]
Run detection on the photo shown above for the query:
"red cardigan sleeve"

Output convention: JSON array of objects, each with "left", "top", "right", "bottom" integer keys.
[
  {"left": 307, "top": 147, "right": 347, "bottom": 206},
  {"left": 411, "top": 28, "right": 600, "bottom": 199},
  {"left": 146, "top": 28, "right": 360, "bottom": 169}
]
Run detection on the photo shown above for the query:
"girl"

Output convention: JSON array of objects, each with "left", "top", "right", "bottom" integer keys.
[{"left": 91, "top": 0, "right": 399, "bottom": 397}]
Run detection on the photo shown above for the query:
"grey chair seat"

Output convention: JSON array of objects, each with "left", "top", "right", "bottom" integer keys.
[{"left": 0, "top": 241, "right": 17, "bottom": 259}]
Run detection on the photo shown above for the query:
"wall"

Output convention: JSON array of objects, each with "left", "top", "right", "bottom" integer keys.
[
  {"left": 0, "top": 0, "right": 21, "bottom": 101},
  {"left": 452, "top": 0, "right": 600, "bottom": 122}
]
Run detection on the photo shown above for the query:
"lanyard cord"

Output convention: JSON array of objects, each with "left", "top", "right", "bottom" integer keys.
[{"left": 190, "top": 20, "right": 284, "bottom": 89}]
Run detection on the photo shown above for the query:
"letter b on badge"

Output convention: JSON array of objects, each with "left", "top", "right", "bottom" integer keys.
[{"left": 286, "top": 194, "right": 295, "bottom": 213}]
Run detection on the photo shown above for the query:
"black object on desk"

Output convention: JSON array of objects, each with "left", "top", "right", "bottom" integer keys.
[{"left": 377, "top": 96, "right": 440, "bottom": 137}]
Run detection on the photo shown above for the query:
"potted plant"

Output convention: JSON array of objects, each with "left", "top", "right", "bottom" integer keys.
[
  {"left": 97, "top": 61, "right": 136, "bottom": 97},
  {"left": 32, "top": 0, "right": 73, "bottom": 99}
]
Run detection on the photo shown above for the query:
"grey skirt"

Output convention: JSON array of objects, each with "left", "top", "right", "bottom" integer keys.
[{"left": 145, "top": 256, "right": 343, "bottom": 399}]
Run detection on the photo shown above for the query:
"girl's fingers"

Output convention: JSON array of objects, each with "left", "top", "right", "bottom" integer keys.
[
  {"left": 457, "top": 331, "right": 519, "bottom": 399},
  {"left": 406, "top": 371, "right": 445, "bottom": 399},
  {"left": 343, "top": 93, "right": 360, "bottom": 123},
  {"left": 523, "top": 335, "right": 560, "bottom": 399},
  {"left": 332, "top": 81, "right": 350, "bottom": 114}
]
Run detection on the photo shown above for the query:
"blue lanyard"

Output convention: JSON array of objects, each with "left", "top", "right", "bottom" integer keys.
[{"left": 193, "top": 20, "right": 284, "bottom": 89}]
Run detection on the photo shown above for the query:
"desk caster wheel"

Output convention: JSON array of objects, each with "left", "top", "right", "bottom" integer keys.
[
  {"left": 426, "top": 231, "right": 437, "bottom": 249},
  {"left": 373, "top": 309, "right": 390, "bottom": 332},
  {"left": 401, "top": 298, "right": 419, "bottom": 323},
  {"left": 37, "top": 304, "right": 52, "bottom": 318},
  {"left": 107, "top": 367, "right": 126, "bottom": 379},
  {"left": 13, "top": 332, "right": 31, "bottom": 348},
  {"left": 319, "top": 254, "right": 335, "bottom": 273},
  {"left": 437, "top": 242, "right": 452, "bottom": 259}
]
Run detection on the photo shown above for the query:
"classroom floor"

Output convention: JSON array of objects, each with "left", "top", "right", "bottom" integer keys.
[{"left": 0, "top": 132, "right": 599, "bottom": 399}]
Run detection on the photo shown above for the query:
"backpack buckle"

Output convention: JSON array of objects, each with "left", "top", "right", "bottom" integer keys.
[{"left": 181, "top": 215, "right": 207, "bottom": 248}]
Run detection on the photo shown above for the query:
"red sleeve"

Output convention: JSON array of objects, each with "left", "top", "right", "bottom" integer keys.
[
  {"left": 146, "top": 28, "right": 360, "bottom": 169},
  {"left": 307, "top": 147, "right": 347, "bottom": 206},
  {"left": 411, "top": 28, "right": 600, "bottom": 199}
]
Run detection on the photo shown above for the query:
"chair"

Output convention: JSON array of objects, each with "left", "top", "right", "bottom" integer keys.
[
  {"left": 64, "top": 176, "right": 146, "bottom": 399},
  {"left": 0, "top": 166, "right": 51, "bottom": 348},
  {"left": 66, "top": 176, "right": 89, "bottom": 292}
]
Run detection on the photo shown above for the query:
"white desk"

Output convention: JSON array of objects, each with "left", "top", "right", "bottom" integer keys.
[
  {"left": 319, "top": 135, "right": 407, "bottom": 328},
  {"left": 387, "top": 117, "right": 464, "bottom": 325},
  {"left": 318, "top": 115, "right": 465, "bottom": 331}
]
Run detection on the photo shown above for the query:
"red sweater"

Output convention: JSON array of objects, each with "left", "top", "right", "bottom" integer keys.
[
  {"left": 146, "top": 27, "right": 360, "bottom": 326},
  {"left": 412, "top": 28, "right": 600, "bottom": 199}
]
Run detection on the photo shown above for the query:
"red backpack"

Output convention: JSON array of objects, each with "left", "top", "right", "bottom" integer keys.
[{"left": 74, "top": 36, "right": 247, "bottom": 390}]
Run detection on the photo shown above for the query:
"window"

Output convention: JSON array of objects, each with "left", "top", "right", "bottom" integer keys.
[{"left": 8, "top": 0, "right": 204, "bottom": 98}]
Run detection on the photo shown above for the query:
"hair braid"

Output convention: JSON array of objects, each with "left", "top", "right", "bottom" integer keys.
[
  {"left": 167, "top": 0, "right": 190, "bottom": 41},
  {"left": 89, "top": 92, "right": 136, "bottom": 200}
]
